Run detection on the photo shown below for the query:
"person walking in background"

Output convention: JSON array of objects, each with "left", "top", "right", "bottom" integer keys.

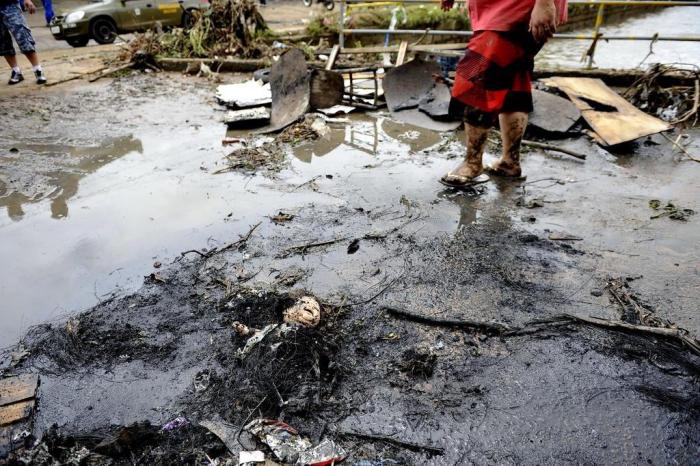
[
  {"left": 1, "top": 0, "right": 46, "bottom": 84},
  {"left": 40, "top": 0, "right": 53, "bottom": 24},
  {"left": 440, "top": 0, "right": 567, "bottom": 185}
]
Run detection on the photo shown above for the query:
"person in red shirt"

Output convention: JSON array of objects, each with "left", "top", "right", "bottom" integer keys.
[{"left": 440, "top": 0, "right": 567, "bottom": 185}]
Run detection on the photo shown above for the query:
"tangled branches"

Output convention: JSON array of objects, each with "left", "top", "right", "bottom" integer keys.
[
  {"left": 624, "top": 64, "right": 700, "bottom": 126},
  {"left": 121, "top": 0, "right": 270, "bottom": 62}
]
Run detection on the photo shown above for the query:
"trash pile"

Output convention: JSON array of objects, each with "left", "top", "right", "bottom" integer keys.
[
  {"left": 624, "top": 64, "right": 700, "bottom": 126},
  {"left": 121, "top": 0, "right": 269, "bottom": 61}
]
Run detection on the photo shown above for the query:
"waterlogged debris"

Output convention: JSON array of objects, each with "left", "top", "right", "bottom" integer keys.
[
  {"left": 270, "top": 211, "right": 295, "bottom": 224},
  {"left": 318, "top": 105, "right": 356, "bottom": 116},
  {"left": 233, "top": 321, "right": 254, "bottom": 336},
  {"left": 237, "top": 324, "right": 286, "bottom": 358},
  {"left": 347, "top": 238, "right": 360, "bottom": 254},
  {"left": 649, "top": 199, "right": 695, "bottom": 221},
  {"left": 224, "top": 107, "right": 271, "bottom": 128},
  {"left": 240, "top": 450, "right": 265, "bottom": 464},
  {"left": 161, "top": 416, "right": 189, "bottom": 431},
  {"left": 244, "top": 419, "right": 312, "bottom": 464},
  {"left": 216, "top": 80, "right": 272, "bottom": 108},
  {"left": 283, "top": 297, "right": 321, "bottom": 328},
  {"left": 200, "top": 419, "right": 240, "bottom": 455},
  {"left": 297, "top": 438, "right": 347, "bottom": 465}
]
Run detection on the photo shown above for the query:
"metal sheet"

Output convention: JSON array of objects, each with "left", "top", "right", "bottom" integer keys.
[
  {"left": 259, "top": 49, "right": 311, "bottom": 134},
  {"left": 384, "top": 58, "right": 460, "bottom": 131}
]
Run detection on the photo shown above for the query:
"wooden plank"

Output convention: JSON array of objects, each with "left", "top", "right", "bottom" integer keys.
[
  {"left": 0, "top": 375, "right": 39, "bottom": 407},
  {"left": 325, "top": 44, "right": 340, "bottom": 71},
  {"left": 395, "top": 41, "right": 409, "bottom": 66},
  {"left": 543, "top": 77, "right": 671, "bottom": 146},
  {"left": 0, "top": 400, "right": 34, "bottom": 426}
]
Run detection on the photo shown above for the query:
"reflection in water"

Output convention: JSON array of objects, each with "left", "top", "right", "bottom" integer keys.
[
  {"left": 292, "top": 114, "right": 445, "bottom": 163},
  {"left": 0, "top": 135, "right": 143, "bottom": 221},
  {"left": 438, "top": 188, "right": 481, "bottom": 229}
]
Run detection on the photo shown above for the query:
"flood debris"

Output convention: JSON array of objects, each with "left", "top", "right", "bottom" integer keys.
[
  {"left": 529, "top": 89, "right": 581, "bottom": 134},
  {"left": 383, "top": 58, "right": 460, "bottom": 132},
  {"left": 217, "top": 80, "right": 272, "bottom": 108},
  {"left": 398, "top": 345, "right": 437, "bottom": 379},
  {"left": 125, "top": 0, "right": 269, "bottom": 60},
  {"left": 224, "top": 107, "right": 271, "bottom": 128},
  {"left": 543, "top": 77, "right": 672, "bottom": 146},
  {"left": 649, "top": 199, "right": 695, "bottom": 221},
  {"left": 239, "top": 449, "right": 265, "bottom": 464},
  {"left": 244, "top": 419, "right": 346, "bottom": 465},
  {"left": 283, "top": 296, "right": 321, "bottom": 328},
  {"left": 624, "top": 64, "right": 700, "bottom": 125}
]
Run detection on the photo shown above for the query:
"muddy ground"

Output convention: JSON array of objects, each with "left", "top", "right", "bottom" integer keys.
[{"left": 1, "top": 72, "right": 699, "bottom": 464}]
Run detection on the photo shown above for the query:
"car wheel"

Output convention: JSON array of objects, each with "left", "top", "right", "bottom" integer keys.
[
  {"left": 324, "top": 0, "right": 334, "bottom": 10},
  {"left": 67, "top": 37, "right": 89, "bottom": 47},
  {"left": 182, "top": 9, "right": 196, "bottom": 29},
  {"left": 90, "top": 17, "right": 117, "bottom": 44},
  {"left": 302, "top": 0, "right": 312, "bottom": 6}
]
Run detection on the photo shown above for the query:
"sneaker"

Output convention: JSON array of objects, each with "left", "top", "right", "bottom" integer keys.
[
  {"left": 34, "top": 69, "right": 47, "bottom": 85},
  {"left": 8, "top": 70, "right": 24, "bottom": 85}
]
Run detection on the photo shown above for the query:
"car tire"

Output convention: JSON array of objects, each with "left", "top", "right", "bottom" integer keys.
[
  {"left": 182, "top": 9, "right": 196, "bottom": 29},
  {"left": 302, "top": 0, "right": 312, "bottom": 6},
  {"left": 90, "top": 17, "right": 117, "bottom": 45},
  {"left": 67, "top": 37, "right": 89, "bottom": 47},
  {"left": 324, "top": 0, "right": 334, "bottom": 10}
]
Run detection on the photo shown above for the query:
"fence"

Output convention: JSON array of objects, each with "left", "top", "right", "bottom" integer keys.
[{"left": 336, "top": 0, "right": 700, "bottom": 68}]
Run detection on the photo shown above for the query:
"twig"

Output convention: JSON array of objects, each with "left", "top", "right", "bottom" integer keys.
[
  {"left": 88, "top": 62, "right": 134, "bottom": 82},
  {"left": 548, "top": 235, "right": 584, "bottom": 241},
  {"left": 522, "top": 139, "right": 587, "bottom": 160},
  {"left": 661, "top": 132, "right": 700, "bottom": 163},
  {"left": 212, "top": 222, "right": 262, "bottom": 256},
  {"left": 336, "top": 430, "right": 445, "bottom": 455},
  {"left": 45, "top": 67, "right": 108, "bottom": 87},
  {"left": 279, "top": 237, "right": 349, "bottom": 258},
  {"left": 384, "top": 306, "right": 511, "bottom": 334}
]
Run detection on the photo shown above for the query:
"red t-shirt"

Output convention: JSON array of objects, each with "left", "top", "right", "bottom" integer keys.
[{"left": 469, "top": 0, "right": 568, "bottom": 32}]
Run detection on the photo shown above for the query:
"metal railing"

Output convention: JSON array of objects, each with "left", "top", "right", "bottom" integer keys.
[{"left": 337, "top": 0, "right": 700, "bottom": 68}]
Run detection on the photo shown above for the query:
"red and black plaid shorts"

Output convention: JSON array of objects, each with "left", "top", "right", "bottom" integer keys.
[{"left": 449, "top": 30, "right": 542, "bottom": 127}]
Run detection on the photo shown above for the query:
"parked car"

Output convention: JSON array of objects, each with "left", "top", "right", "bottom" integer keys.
[{"left": 50, "top": 0, "right": 208, "bottom": 47}]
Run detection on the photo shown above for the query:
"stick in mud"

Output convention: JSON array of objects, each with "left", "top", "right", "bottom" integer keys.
[
  {"left": 384, "top": 306, "right": 511, "bottom": 334},
  {"left": 336, "top": 430, "right": 445, "bottom": 455}
]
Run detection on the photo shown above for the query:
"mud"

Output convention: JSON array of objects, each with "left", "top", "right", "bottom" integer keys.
[{"left": 1, "top": 71, "right": 700, "bottom": 464}]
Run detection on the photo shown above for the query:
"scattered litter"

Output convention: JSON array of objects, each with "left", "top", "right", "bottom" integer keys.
[
  {"left": 162, "top": 416, "right": 189, "bottom": 431},
  {"left": 649, "top": 199, "right": 695, "bottom": 221},
  {"left": 244, "top": 419, "right": 313, "bottom": 464},
  {"left": 347, "top": 238, "right": 360, "bottom": 254},
  {"left": 240, "top": 450, "right": 265, "bottom": 464},
  {"left": 194, "top": 370, "right": 211, "bottom": 392},
  {"left": 233, "top": 321, "right": 254, "bottom": 336},
  {"left": 236, "top": 323, "right": 296, "bottom": 358},
  {"left": 297, "top": 438, "right": 347, "bottom": 465},
  {"left": 398, "top": 345, "right": 437, "bottom": 378},
  {"left": 270, "top": 211, "right": 295, "bottom": 224},
  {"left": 283, "top": 296, "right": 321, "bottom": 328},
  {"left": 216, "top": 80, "right": 272, "bottom": 109},
  {"left": 200, "top": 419, "right": 241, "bottom": 455},
  {"left": 318, "top": 105, "right": 356, "bottom": 116},
  {"left": 224, "top": 107, "right": 271, "bottom": 128}
]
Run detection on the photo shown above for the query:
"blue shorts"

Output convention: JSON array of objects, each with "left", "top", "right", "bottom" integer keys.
[{"left": 0, "top": 2, "right": 36, "bottom": 55}]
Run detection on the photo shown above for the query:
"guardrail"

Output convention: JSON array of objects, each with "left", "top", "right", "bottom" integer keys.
[{"left": 337, "top": 0, "right": 700, "bottom": 68}]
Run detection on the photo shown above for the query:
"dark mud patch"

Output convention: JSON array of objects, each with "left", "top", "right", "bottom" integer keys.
[{"left": 3, "top": 203, "right": 700, "bottom": 464}]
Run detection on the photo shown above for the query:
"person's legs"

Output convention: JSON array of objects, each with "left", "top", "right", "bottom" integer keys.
[
  {"left": 489, "top": 111, "right": 528, "bottom": 177},
  {"left": 1, "top": 2, "right": 44, "bottom": 82},
  {"left": 443, "top": 124, "right": 490, "bottom": 182},
  {"left": 42, "top": 0, "right": 54, "bottom": 24},
  {"left": 24, "top": 50, "right": 38, "bottom": 66},
  {"left": 3, "top": 54, "right": 17, "bottom": 68}
]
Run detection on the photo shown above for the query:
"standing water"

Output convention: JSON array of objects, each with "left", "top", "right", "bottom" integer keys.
[{"left": 538, "top": 6, "right": 700, "bottom": 69}]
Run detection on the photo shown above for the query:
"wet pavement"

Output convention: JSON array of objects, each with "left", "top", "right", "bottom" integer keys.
[{"left": 1, "top": 73, "right": 699, "bottom": 348}]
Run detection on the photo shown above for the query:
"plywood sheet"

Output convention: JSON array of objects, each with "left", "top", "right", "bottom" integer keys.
[
  {"left": 0, "top": 375, "right": 39, "bottom": 407},
  {"left": 0, "top": 400, "right": 34, "bottom": 426},
  {"left": 543, "top": 77, "right": 671, "bottom": 146}
]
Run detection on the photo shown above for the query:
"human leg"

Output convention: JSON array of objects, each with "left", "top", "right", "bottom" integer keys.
[{"left": 488, "top": 111, "right": 528, "bottom": 177}]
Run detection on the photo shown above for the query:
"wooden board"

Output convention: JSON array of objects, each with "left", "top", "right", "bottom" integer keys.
[
  {"left": 396, "top": 41, "right": 409, "bottom": 66},
  {"left": 0, "top": 400, "right": 34, "bottom": 426},
  {"left": 325, "top": 44, "right": 340, "bottom": 71},
  {"left": 542, "top": 77, "right": 671, "bottom": 146},
  {"left": 530, "top": 89, "right": 581, "bottom": 134},
  {"left": 0, "top": 374, "right": 39, "bottom": 407}
]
